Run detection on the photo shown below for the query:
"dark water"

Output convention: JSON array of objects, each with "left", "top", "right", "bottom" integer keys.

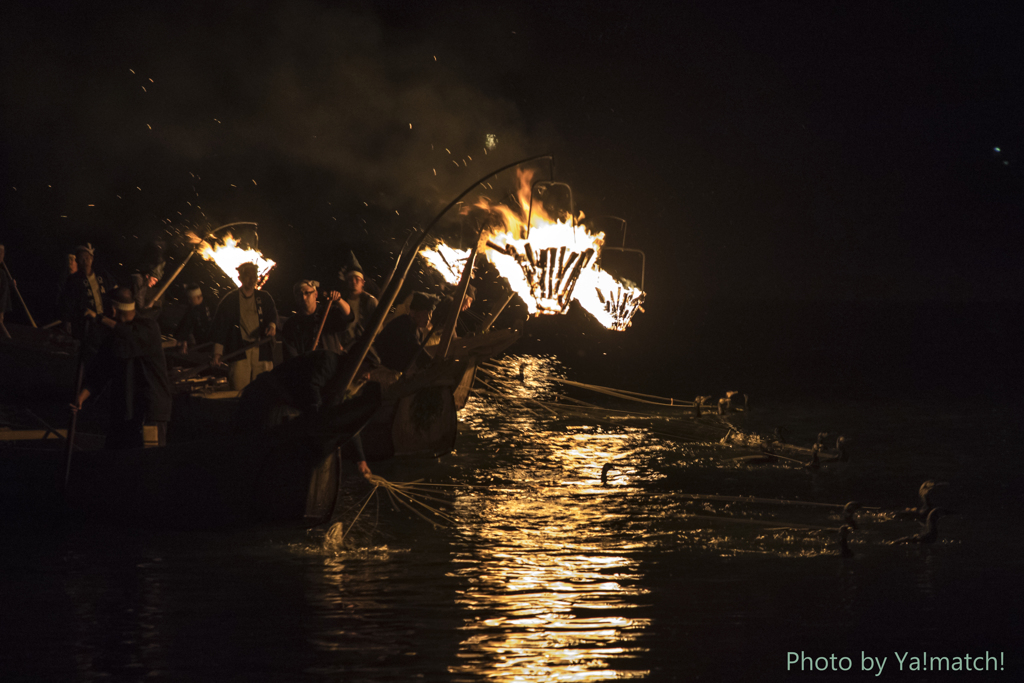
[{"left": 2, "top": 302, "right": 1022, "bottom": 682}]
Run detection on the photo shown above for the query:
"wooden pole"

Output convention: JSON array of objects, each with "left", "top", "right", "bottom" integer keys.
[
  {"left": 479, "top": 291, "right": 516, "bottom": 334},
  {"left": 438, "top": 232, "right": 484, "bottom": 359},
  {"left": 178, "top": 336, "right": 274, "bottom": 379},
  {"left": 2, "top": 261, "right": 37, "bottom": 327},
  {"left": 311, "top": 301, "right": 331, "bottom": 351},
  {"left": 145, "top": 249, "right": 195, "bottom": 308},
  {"left": 63, "top": 320, "right": 90, "bottom": 491}
]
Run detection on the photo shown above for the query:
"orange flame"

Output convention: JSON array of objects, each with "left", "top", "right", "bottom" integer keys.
[
  {"left": 193, "top": 233, "right": 276, "bottom": 288},
  {"left": 418, "top": 168, "right": 646, "bottom": 329}
]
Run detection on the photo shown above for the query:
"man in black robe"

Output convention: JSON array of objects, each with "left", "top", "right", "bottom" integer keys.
[
  {"left": 337, "top": 252, "right": 378, "bottom": 349},
  {"left": 129, "top": 260, "right": 166, "bottom": 320},
  {"left": 280, "top": 279, "right": 352, "bottom": 360},
  {"left": 373, "top": 291, "right": 436, "bottom": 373},
  {"left": 58, "top": 244, "right": 116, "bottom": 342},
  {"left": 73, "top": 287, "right": 172, "bottom": 449},
  {"left": 173, "top": 283, "right": 213, "bottom": 354}
]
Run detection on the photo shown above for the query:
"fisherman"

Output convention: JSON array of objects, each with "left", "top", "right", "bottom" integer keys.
[
  {"left": 210, "top": 262, "right": 279, "bottom": 391},
  {"left": 0, "top": 244, "right": 12, "bottom": 329},
  {"left": 280, "top": 279, "right": 352, "bottom": 360},
  {"left": 129, "top": 260, "right": 166, "bottom": 319},
  {"left": 373, "top": 291, "right": 436, "bottom": 373},
  {"left": 432, "top": 284, "right": 483, "bottom": 338},
  {"left": 338, "top": 252, "right": 378, "bottom": 349},
  {"left": 58, "top": 244, "right": 117, "bottom": 343},
  {"left": 72, "top": 287, "right": 172, "bottom": 449},
  {"left": 173, "top": 283, "right": 213, "bottom": 354},
  {"left": 236, "top": 348, "right": 380, "bottom": 476}
]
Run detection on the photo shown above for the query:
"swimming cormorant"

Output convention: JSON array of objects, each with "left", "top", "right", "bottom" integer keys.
[
  {"left": 898, "top": 480, "right": 948, "bottom": 520},
  {"left": 601, "top": 463, "right": 613, "bottom": 485},
  {"left": 842, "top": 501, "right": 863, "bottom": 530}
]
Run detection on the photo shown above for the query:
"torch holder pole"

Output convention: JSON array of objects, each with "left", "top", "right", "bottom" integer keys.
[
  {"left": 3, "top": 261, "right": 37, "bottom": 327},
  {"left": 146, "top": 249, "right": 196, "bottom": 308}
]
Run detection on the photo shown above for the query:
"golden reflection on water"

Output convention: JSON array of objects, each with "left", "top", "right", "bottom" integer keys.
[{"left": 451, "top": 356, "right": 650, "bottom": 681}]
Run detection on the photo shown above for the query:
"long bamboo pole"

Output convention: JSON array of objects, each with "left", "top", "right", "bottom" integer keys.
[
  {"left": 438, "top": 232, "right": 484, "bottom": 359},
  {"left": 311, "top": 301, "right": 331, "bottom": 351},
  {"left": 63, "top": 319, "right": 90, "bottom": 491},
  {"left": 479, "top": 292, "right": 516, "bottom": 334},
  {"left": 145, "top": 249, "right": 195, "bottom": 308},
  {"left": 2, "top": 261, "right": 37, "bottom": 327}
]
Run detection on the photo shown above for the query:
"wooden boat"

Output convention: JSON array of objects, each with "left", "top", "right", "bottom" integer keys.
[
  {"left": 0, "top": 388, "right": 381, "bottom": 529},
  {"left": 356, "top": 328, "right": 521, "bottom": 461}
]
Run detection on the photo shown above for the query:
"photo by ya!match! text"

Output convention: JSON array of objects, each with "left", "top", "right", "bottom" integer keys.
[{"left": 787, "top": 651, "right": 1005, "bottom": 675}]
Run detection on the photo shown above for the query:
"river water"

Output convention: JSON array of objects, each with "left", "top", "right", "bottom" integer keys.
[{"left": 2, "top": 302, "right": 1022, "bottom": 682}]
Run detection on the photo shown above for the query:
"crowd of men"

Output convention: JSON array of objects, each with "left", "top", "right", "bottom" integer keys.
[{"left": 5, "top": 242, "right": 482, "bottom": 469}]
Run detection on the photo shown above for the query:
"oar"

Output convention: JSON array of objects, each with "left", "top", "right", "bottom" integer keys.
[{"left": 2, "top": 261, "right": 37, "bottom": 327}]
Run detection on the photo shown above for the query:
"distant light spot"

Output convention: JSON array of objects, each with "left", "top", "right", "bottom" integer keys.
[
  {"left": 485, "top": 134, "right": 498, "bottom": 150},
  {"left": 994, "top": 147, "right": 1001, "bottom": 153}
]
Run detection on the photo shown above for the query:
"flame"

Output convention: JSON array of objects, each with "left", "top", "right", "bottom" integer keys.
[
  {"left": 419, "top": 243, "right": 472, "bottom": 286},
  {"left": 574, "top": 268, "right": 646, "bottom": 331},
  {"left": 194, "top": 233, "right": 276, "bottom": 288},
  {"left": 418, "top": 168, "right": 646, "bottom": 330}
]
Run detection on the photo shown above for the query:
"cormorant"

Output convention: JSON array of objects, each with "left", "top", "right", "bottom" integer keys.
[
  {"left": 601, "top": 463, "right": 613, "bottom": 485},
  {"left": 842, "top": 501, "right": 863, "bottom": 529},
  {"left": 893, "top": 508, "right": 945, "bottom": 544},
  {"left": 898, "top": 480, "right": 948, "bottom": 520},
  {"left": 517, "top": 362, "right": 527, "bottom": 383}
]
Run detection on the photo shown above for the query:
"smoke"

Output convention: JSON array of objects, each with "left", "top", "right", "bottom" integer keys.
[{"left": 1, "top": 1, "right": 548, "bottom": 275}]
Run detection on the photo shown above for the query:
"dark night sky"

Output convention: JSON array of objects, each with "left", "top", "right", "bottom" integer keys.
[{"left": 2, "top": 0, "right": 1021, "bottom": 304}]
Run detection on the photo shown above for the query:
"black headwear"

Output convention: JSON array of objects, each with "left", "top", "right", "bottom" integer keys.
[
  {"left": 410, "top": 292, "right": 437, "bottom": 312},
  {"left": 339, "top": 251, "right": 363, "bottom": 278}
]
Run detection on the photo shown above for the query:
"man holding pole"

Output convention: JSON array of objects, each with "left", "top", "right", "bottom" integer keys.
[
  {"left": 58, "top": 244, "right": 117, "bottom": 346},
  {"left": 280, "top": 279, "right": 351, "bottom": 360},
  {"left": 72, "top": 287, "right": 172, "bottom": 449},
  {"left": 210, "top": 262, "right": 278, "bottom": 391},
  {"left": 338, "top": 253, "right": 378, "bottom": 350}
]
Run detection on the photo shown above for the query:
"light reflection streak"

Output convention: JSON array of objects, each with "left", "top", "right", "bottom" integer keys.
[{"left": 452, "top": 355, "right": 651, "bottom": 680}]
